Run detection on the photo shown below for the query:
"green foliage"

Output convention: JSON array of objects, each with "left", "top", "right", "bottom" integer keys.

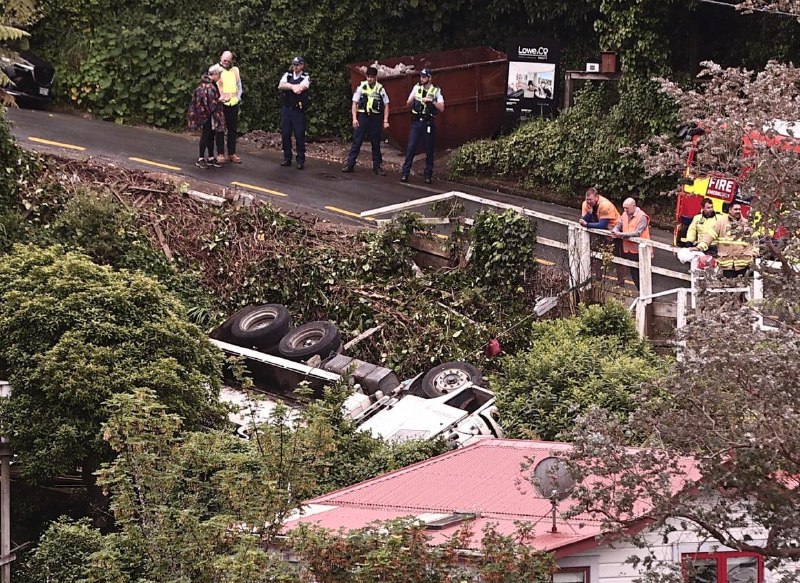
[
  {"left": 470, "top": 209, "right": 536, "bottom": 288},
  {"left": 54, "top": 188, "right": 141, "bottom": 264},
  {"left": 58, "top": 17, "right": 201, "bottom": 125},
  {"left": 0, "top": 244, "right": 225, "bottom": 480},
  {"left": 449, "top": 80, "right": 678, "bottom": 202},
  {"left": 17, "top": 517, "right": 103, "bottom": 583},
  {"left": 0, "top": 115, "right": 40, "bottom": 221},
  {"left": 493, "top": 301, "right": 666, "bottom": 440},
  {"left": 595, "top": 0, "right": 681, "bottom": 75},
  {"left": 91, "top": 389, "right": 303, "bottom": 581},
  {"left": 289, "top": 519, "right": 555, "bottom": 582}
]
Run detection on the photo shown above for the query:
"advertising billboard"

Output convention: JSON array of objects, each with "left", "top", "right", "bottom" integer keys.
[{"left": 505, "top": 38, "right": 560, "bottom": 123}]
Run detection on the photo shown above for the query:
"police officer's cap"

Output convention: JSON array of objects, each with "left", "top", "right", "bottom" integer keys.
[
  {"left": 420, "top": 68, "right": 432, "bottom": 77},
  {"left": 292, "top": 56, "right": 305, "bottom": 65}
]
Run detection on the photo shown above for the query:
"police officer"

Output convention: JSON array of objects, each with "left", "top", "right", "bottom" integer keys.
[
  {"left": 342, "top": 66, "right": 390, "bottom": 175},
  {"left": 400, "top": 68, "right": 444, "bottom": 184},
  {"left": 278, "top": 56, "right": 310, "bottom": 169}
]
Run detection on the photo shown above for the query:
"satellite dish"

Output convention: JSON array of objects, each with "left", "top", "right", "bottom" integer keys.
[{"left": 532, "top": 456, "right": 575, "bottom": 501}]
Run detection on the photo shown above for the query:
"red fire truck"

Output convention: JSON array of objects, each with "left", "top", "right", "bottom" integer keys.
[{"left": 675, "top": 123, "right": 796, "bottom": 246}]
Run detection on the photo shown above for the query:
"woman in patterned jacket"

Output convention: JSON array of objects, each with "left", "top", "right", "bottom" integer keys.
[{"left": 187, "top": 64, "right": 226, "bottom": 168}]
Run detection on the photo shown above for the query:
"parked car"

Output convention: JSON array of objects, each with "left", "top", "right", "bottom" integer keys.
[{"left": 1, "top": 50, "right": 55, "bottom": 107}]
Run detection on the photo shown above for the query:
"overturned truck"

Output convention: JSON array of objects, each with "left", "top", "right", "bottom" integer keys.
[{"left": 211, "top": 304, "right": 503, "bottom": 448}]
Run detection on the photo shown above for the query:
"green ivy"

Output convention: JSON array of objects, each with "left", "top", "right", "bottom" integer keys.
[{"left": 448, "top": 80, "right": 678, "bottom": 202}]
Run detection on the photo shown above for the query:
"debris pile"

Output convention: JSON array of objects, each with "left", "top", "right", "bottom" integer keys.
[{"left": 355, "top": 61, "right": 417, "bottom": 79}]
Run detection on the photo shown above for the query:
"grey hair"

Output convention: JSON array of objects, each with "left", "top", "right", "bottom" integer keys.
[{"left": 208, "top": 64, "right": 224, "bottom": 76}]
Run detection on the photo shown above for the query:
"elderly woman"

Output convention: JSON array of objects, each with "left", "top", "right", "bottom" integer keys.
[{"left": 187, "top": 64, "right": 226, "bottom": 168}]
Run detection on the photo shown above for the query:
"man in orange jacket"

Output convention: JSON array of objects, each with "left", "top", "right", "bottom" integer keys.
[
  {"left": 611, "top": 197, "right": 651, "bottom": 290},
  {"left": 579, "top": 187, "right": 620, "bottom": 230}
]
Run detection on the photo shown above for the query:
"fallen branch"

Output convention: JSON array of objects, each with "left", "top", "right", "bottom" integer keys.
[{"left": 343, "top": 324, "right": 385, "bottom": 350}]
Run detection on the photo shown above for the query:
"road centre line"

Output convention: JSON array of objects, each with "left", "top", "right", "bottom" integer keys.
[
  {"left": 128, "top": 157, "right": 180, "bottom": 171},
  {"left": 325, "top": 206, "right": 375, "bottom": 221},
  {"left": 231, "top": 181, "right": 287, "bottom": 198},
  {"left": 28, "top": 136, "right": 85, "bottom": 151}
]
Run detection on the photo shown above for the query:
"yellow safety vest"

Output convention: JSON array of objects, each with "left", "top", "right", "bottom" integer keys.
[
  {"left": 412, "top": 84, "right": 440, "bottom": 119},
  {"left": 219, "top": 67, "right": 240, "bottom": 106},
  {"left": 357, "top": 82, "right": 385, "bottom": 114}
]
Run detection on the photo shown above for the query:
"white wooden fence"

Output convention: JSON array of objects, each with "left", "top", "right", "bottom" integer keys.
[{"left": 361, "top": 191, "right": 757, "bottom": 337}]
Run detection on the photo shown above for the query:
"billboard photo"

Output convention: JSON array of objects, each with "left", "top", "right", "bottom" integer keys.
[{"left": 505, "top": 38, "right": 559, "bottom": 122}]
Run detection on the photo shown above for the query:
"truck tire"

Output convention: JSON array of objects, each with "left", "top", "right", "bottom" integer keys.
[
  {"left": 229, "top": 304, "right": 292, "bottom": 349},
  {"left": 421, "top": 361, "right": 483, "bottom": 398},
  {"left": 278, "top": 321, "right": 341, "bottom": 362},
  {"left": 210, "top": 305, "right": 258, "bottom": 343}
]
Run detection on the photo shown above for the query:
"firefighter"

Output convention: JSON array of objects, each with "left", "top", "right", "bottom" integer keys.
[
  {"left": 682, "top": 197, "right": 721, "bottom": 249},
  {"left": 694, "top": 202, "right": 757, "bottom": 278},
  {"left": 342, "top": 66, "right": 390, "bottom": 175},
  {"left": 611, "top": 198, "right": 651, "bottom": 290},
  {"left": 400, "top": 68, "right": 444, "bottom": 184}
]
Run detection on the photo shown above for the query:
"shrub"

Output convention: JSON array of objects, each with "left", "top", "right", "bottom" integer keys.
[
  {"left": 448, "top": 79, "right": 679, "bottom": 202},
  {"left": 493, "top": 302, "right": 667, "bottom": 440}
]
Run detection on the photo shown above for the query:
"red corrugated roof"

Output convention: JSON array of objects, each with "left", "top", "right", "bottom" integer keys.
[{"left": 284, "top": 439, "right": 611, "bottom": 552}]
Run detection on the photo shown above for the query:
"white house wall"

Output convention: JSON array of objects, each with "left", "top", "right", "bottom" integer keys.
[{"left": 560, "top": 518, "right": 799, "bottom": 582}]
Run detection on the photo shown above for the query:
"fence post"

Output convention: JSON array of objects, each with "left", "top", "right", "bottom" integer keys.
[
  {"left": 567, "top": 225, "right": 591, "bottom": 291},
  {"left": 635, "top": 241, "right": 653, "bottom": 338}
]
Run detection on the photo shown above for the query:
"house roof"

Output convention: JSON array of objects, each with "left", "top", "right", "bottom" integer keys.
[{"left": 283, "top": 439, "right": 609, "bottom": 554}]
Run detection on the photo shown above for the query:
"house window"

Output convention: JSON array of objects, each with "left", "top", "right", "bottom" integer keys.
[
  {"left": 683, "top": 552, "right": 763, "bottom": 583},
  {"left": 553, "top": 566, "right": 590, "bottom": 583}
]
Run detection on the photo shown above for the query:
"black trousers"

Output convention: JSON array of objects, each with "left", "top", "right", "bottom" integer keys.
[
  {"left": 199, "top": 120, "right": 214, "bottom": 158},
  {"left": 346, "top": 112, "right": 383, "bottom": 168},
  {"left": 281, "top": 106, "right": 306, "bottom": 163},
  {"left": 621, "top": 251, "right": 641, "bottom": 290},
  {"left": 223, "top": 104, "right": 239, "bottom": 155}
]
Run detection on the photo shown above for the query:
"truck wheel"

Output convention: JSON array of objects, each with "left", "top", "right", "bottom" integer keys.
[
  {"left": 229, "top": 304, "right": 292, "bottom": 349},
  {"left": 421, "top": 361, "right": 483, "bottom": 398},
  {"left": 210, "top": 305, "right": 257, "bottom": 342},
  {"left": 278, "top": 321, "right": 341, "bottom": 362}
]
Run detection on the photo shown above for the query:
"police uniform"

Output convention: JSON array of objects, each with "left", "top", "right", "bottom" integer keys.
[
  {"left": 400, "top": 69, "right": 444, "bottom": 183},
  {"left": 279, "top": 56, "right": 310, "bottom": 168},
  {"left": 343, "top": 77, "right": 390, "bottom": 173}
]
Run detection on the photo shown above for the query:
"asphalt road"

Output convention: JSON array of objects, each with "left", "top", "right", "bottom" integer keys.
[{"left": 6, "top": 107, "right": 690, "bottom": 291}]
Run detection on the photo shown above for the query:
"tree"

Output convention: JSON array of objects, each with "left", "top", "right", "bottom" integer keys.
[
  {"left": 289, "top": 519, "right": 555, "bottom": 583},
  {"left": 493, "top": 302, "right": 666, "bottom": 440},
  {"left": 566, "top": 8, "right": 800, "bottom": 573},
  {"left": 0, "top": 244, "right": 225, "bottom": 522}
]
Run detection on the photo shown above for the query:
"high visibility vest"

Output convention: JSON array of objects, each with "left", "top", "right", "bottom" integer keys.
[
  {"left": 683, "top": 212, "right": 720, "bottom": 244},
  {"left": 219, "top": 67, "right": 240, "bottom": 106},
  {"left": 621, "top": 208, "right": 651, "bottom": 255},
  {"left": 580, "top": 195, "right": 620, "bottom": 228},
  {"left": 411, "top": 84, "right": 440, "bottom": 120},
  {"left": 357, "top": 81, "right": 385, "bottom": 114}
]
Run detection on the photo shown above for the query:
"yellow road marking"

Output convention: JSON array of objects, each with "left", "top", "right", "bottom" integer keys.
[
  {"left": 128, "top": 157, "right": 180, "bottom": 171},
  {"left": 231, "top": 181, "right": 287, "bottom": 198},
  {"left": 325, "top": 206, "right": 374, "bottom": 221},
  {"left": 28, "top": 136, "right": 85, "bottom": 151}
]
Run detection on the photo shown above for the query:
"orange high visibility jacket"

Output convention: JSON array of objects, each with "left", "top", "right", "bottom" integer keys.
[
  {"left": 619, "top": 208, "right": 651, "bottom": 254},
  {"left": 580, "top": 195, "right": 620, "bottom": 228}
]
